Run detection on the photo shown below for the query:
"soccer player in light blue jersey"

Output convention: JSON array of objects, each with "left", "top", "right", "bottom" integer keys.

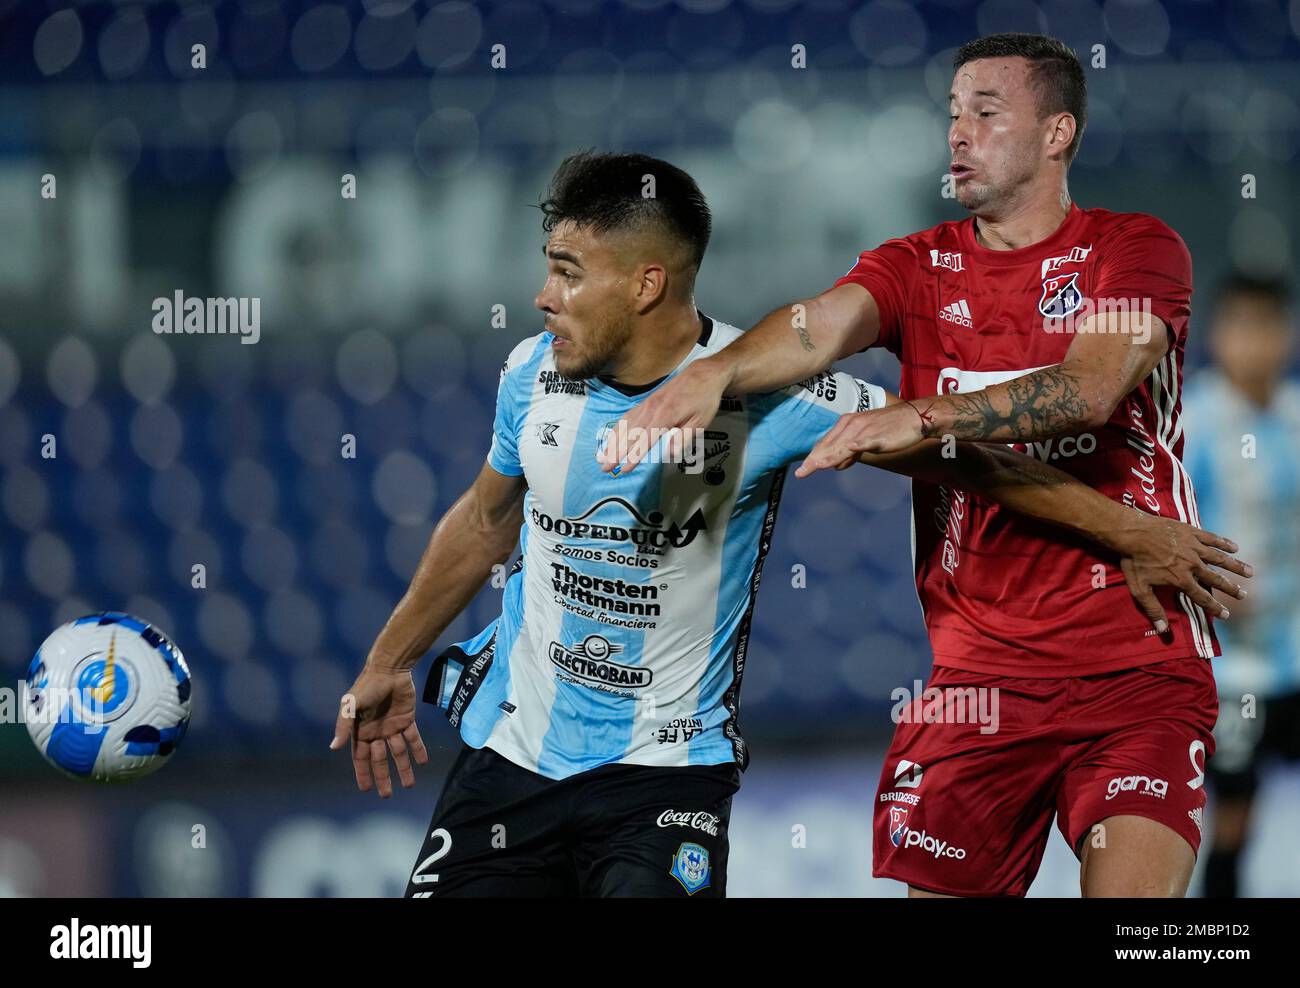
[
  {"left": 1184, "top": 273, "right": 1300, "bottom": 897},
  {"left": 332, "top": 151, "right": 1245, "bottom": 897}
]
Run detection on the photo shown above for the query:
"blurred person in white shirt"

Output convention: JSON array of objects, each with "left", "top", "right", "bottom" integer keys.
[{"left": 1183, "top": 272, "right": 1300, "bottom": 897}]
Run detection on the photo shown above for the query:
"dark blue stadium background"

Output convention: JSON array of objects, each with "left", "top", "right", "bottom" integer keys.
[{"left": 0, "top": 0, "right": 1296, "bottom": 896}]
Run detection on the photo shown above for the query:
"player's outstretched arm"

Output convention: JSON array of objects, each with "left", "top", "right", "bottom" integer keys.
[
  {"left": 796, "top": 310, "right": 1171, "bottom": 475},
  {"left": 597, "top": 283, "right": 883, "bottom": 474},
  {"left": 330, "top": 461, "right": 526, "bottom": 797},
  {"left": 858, "top": 439, "right": 1251, "bottom": 634}
]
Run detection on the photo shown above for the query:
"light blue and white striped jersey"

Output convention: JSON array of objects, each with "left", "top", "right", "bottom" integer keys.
[
  {"left": 1184, "top": 371, "right": 1300, "bottom": 697},
  {"left": 428, "top": 313, "right": 886, "bottom": 780}
]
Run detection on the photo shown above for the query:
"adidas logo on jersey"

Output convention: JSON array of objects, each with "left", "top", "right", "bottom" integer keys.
[{"left": 938, "top": 299, "right": 973, "bottom": 328}]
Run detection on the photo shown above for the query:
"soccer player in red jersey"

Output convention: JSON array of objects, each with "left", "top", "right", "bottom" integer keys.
[{"left": 598, "top": 33, "right": 1252, "bottom": 897}]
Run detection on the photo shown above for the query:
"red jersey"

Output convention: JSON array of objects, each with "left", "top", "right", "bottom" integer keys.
[{"left": 834, "top": 204, "right": 1219, "bottom": 677}]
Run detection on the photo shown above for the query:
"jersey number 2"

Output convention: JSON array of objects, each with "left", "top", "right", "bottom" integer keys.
[{"left": 410, "top": 828, "right": 453, "bottom": 897}]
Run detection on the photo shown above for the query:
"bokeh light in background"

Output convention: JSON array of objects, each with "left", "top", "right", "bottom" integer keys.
[{"left": 1, "top": 0, "right": 1298, "bottom": 897}]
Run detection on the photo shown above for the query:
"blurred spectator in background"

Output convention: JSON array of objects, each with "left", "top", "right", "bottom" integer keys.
[{"left": 1184, "top": 273, "right": 1300, "bottom": 898}]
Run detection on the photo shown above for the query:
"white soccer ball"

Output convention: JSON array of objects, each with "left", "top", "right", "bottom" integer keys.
[{"left": 22, "top": 612, "right": 193, "bottom": 782}]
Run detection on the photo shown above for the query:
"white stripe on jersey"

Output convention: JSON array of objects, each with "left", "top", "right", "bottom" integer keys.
[
  {"left": 1166, "top": 353, "right": 1214, "bottom": 652},
  {"left": 1152, "top": 355, "right": 1213, "bottom": 657}
]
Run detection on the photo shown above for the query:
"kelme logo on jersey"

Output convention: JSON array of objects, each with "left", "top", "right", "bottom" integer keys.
[
  {"left": 531, "top": 497, "right": 707, "bottom": 551},
  {"left": 1038, "top": 272, "right": 1084, "bottom": 318},
  {"left": 669, "top": 842, "right": 711, "bottom": 895},
  {"left": 548, "top": 636, "right": 652, "bottom": 690},
  {"left": 536, "top": 422, "right": 559, "bottom": 447}
]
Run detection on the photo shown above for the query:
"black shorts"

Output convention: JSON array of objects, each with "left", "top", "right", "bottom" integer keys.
[
  {"left": 1209, "top": 689, "right": 1300, "bottom": 798},
  {"left": 404, "top": 745, "right": 740, "bottom": 898}
]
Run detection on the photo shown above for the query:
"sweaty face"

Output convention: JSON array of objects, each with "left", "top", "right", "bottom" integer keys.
[
  {"left": 534, "top": 220, "right": 636, "bottom": 381},
  {"left": 948, "top": 57, "right": 1056, "bottom": 212}
]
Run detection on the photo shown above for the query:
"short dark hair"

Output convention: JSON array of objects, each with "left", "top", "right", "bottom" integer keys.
[
  {"left": 538, "top": 150, "right": 712, "bottom": 273},
  {"left": 954, "top": 33, "right": 1087, "bottom": 163},
  {"left": 1213, "top": 270, "right": 1293, "bottom": 316}
]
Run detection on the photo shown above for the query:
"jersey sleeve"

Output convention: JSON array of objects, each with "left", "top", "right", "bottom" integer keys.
[
  {"left": 1092, "top": 215, "right": 1193, "bottom": 345},
  {"left": 487, "top": 339, "right": 541, "bottom": 476},
  {"left": 831, "top": 237, "right": 919, "bottom": 357},
  {"left": 748, "top": 370, "right": 889, "bottom": 469}
]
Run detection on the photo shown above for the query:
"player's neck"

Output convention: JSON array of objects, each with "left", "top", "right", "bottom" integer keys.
[
  {"left": 1224, "top": 368, "right": 1278, "bottom": 411},
  {"left": 972, "top": 186, "right": 1072, "bottom": 251},
  {"left": 607, "top": 305, "right": 703, "bottom": 387}
]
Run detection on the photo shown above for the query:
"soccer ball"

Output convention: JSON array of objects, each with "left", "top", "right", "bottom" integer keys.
[{"left": 22, "top": 612, "right": 192, "bottom": 782}]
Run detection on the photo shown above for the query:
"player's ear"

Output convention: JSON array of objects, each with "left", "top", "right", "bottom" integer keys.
[
  {"left": 634, "top": 262, "right": 667, "bottom": 313},
  {"left": 1047, "top": 112, "right": 1076, "bottom": 162}
]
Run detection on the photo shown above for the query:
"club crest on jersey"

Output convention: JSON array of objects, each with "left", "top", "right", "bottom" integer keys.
[
  {"left": 889, "top": 805, "right": 909, "bottom": 847},
  {"left": 670, "top": 841, "right": 711, "bottom": 894},
  {"left": 1038, "top": 272, "right": 1084, "bottom": 318}
]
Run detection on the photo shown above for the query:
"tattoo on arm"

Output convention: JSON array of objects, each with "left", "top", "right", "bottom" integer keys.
[
  {"left": 793, "top": 322, "right": 816, "bottom": 352},
  {"left": 918, "top": 366, "right": 1093, "bottom": 442}
]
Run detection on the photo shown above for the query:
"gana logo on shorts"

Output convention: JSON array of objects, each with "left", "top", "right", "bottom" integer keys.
[{"left": 1105, "top": 774, "right": 1168, "bottom": 800}]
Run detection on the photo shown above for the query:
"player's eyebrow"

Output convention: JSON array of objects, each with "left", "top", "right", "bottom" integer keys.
[
  {"left": 543, "top": 245, "right": 583, "bottom": 267},
  {"left": 949, "top": 89, "right": 1006, "bottom": 102}
]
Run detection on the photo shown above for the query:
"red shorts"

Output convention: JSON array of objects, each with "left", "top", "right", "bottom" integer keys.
[{"left": 872, "top": 657, "right": 1218, "bottom": 897}]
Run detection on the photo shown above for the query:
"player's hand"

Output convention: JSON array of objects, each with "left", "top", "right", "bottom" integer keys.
[
  {"left": 1112, "top": 515, "right": 1253, "bottom": 634},
  {"left": 330, "top": 665, "right": 429, "bottom": 798},
  {"left": 596, "top": 356, "right": 731, "bottom": 474},
  {"left": 795, "top": 403, "right": 926, "bottom": 477}
]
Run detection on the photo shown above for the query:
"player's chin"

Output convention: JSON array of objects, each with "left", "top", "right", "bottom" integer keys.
[
  {"left": 954, "top": 182, "right": 992, "bottom": 210},
  {"left": 553, "top": 349, "right": 591, "bottom": 381}
]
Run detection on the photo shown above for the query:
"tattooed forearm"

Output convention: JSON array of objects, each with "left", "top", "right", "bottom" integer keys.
[{"left": 915, "top": 366, "right": 1093, "bottom": 442}]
